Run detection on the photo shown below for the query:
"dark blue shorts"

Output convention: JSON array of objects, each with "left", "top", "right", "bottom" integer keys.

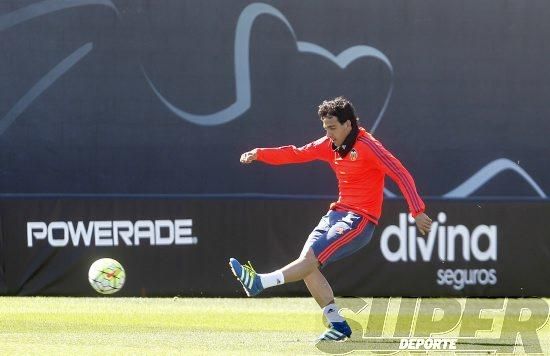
[{"left": 301, "top": 210, "right": 375, "bottom": 267}]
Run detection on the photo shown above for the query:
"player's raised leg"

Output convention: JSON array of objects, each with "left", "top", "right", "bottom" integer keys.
[
  {"left": 228, "top": 252, "right": 317, "bottom": 297},
  {"left": 278, "top": 247, "right": 319, "bottom": 282}
]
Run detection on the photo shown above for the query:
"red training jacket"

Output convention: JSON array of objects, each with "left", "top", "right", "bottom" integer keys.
[{"left": 256, "top": 127, "right": 425, "bottom": 224}]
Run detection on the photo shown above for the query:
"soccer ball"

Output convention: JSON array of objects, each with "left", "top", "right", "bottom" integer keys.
[{"left": 88, "top": 258, "right": 126, "bottom": 294}]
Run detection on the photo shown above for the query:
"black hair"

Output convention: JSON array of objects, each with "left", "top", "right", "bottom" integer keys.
[{"left": 317, "top": 96, "right": 358, "bottom": 128}]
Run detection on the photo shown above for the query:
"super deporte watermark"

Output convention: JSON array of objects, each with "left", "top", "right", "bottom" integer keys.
[
  {"left": 316, "top": 297, "right": 550, "bottom": 354},
  {"left": 399, "top": 338, "right": 456, "bottom": 350}
]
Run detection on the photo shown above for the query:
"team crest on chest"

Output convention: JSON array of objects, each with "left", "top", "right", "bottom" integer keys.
[{"left": 350, "top": 148, "right": 358, "bottom": 161}]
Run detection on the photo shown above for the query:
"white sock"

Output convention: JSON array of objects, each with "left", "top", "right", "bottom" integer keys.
[
  {"left": 259, "top": 270, "right": 285, "bottom": 289},
  {"left": 323, "top": 303, "right": 345, "bottom": 323}
]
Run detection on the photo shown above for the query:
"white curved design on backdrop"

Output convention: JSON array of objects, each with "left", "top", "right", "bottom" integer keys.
[
  {"left": 143, "top": 3, "right": 394, "bottom": 131},
  {"left": 0, "top": 0, "right": 119, "bottom": 135},
  {"left": 0, "top": 0, "right": 118, "bottom": 31},
  {"left": 384, "top": 158, "right": 547, "bottom": 198},
  {"left": 0, "top": 43, "right": 93, "bottom": 135},
  {"left": 0, "top": 2, "right": 545, "bottom": 198},
  {"left": 143, "top": 3, "right": 546, "bottom": 198},
  {"left": 443, "top": 158, "right": 547, "bottom": 198}
]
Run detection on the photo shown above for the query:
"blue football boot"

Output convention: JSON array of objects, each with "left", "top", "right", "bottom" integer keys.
[
  {"left": 317, "top": 321, "right": 352, "bottom": 341},
  {"left": 228, "top": 258, "right": 264, "bottom": 297}
]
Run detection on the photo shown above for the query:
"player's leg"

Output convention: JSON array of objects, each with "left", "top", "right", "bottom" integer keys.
[
  {"left": 298, "top": 254, "right": 351, "bottom": 341},
  {"left": 277, "top": 247, "right": 318, "bottom": 283},
  {"left": 238, "top": 210, "right": 373, "bottom": 340},
  {"left": 308, "top": 211, "right": 375, "bottom": 340},
  {"left": 228, "top": 249, "right": 318, "bottom": 297},
  {"left": 303, "top": 266, "right": 355, "bottom": 340},
  {"left": 229, "top": 210, "right": 374, "bottom": 341},
  {"left": 228, "top": 211, "right": 374, "bottom": 298},
  {"left": 228, "top": 212, "right": 331, "bottom": 297},
  {"left": 303, "top": 266, "right": 334, "bottom": 307}
]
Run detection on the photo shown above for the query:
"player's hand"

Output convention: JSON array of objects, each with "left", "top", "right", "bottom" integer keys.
[
  {"left": 240, "top": 149, "right": 258, "bottom": 164},
  {"left": 415, "top": 213, "right": 432, "bottom": 236}
]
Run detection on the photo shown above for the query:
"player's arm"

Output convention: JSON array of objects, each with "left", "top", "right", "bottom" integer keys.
[
  {"left": 381, "top": 149, "right": 432, "bottom": 235},
  {"left": 364, "top": 135, "right": 432, "bottom": 234},
  {"left": 240, "top": 137, "right": 331, "bottom": 165},
  {"left": 384, "top": 157, "right": 432, "bottom": 235}
]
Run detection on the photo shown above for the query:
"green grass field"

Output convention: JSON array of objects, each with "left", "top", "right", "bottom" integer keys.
[{"left": 0, "top": 297, "right": 549, "bottom": 355}]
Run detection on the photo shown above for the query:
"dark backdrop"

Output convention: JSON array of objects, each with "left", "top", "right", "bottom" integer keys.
[
  {"left": 1, "top": 0, "right": 548, "bottom": 198},
  {"left": 1, "top": 1, "right": 549, "bottom": 296}
]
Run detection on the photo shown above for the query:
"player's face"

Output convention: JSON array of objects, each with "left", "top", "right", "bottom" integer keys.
[{"left": 322, "top": 116, "right": 352, "bottom": 147}]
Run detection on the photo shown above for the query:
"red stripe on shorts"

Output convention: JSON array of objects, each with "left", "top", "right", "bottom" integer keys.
[{"left": 317, "top": 216, "right": 369, "bottom": 264}]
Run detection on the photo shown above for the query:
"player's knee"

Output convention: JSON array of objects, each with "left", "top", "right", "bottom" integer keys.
[{"left": 302, "top": 248, "right": 320, "bottom": 267}]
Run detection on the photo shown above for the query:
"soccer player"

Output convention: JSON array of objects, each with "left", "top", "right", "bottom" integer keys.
[{"left": 229, "top": 97, "right": 432, "bottom": 341}]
